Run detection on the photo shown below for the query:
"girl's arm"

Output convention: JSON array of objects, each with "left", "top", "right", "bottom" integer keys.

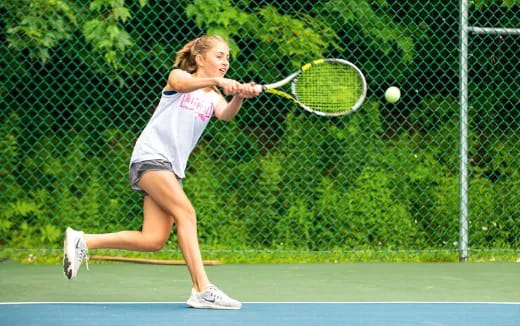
[
  {"left": 165, "top": 69, "right": 242, "bottom": 95},
  {"left": 214, "top": 82, "right": 260, "bottom": 121},
  {"left": 214, "top": 96, "right": 244, "bottom": 121}
]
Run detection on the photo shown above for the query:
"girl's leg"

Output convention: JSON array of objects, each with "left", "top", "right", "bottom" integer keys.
[
  {"left": 64, "top": 186, "right": 176, "bottom": 280},
  {"left": 64, "top": 170, "right": 239, "bottom": 308},
  {"left": 84, "top": 196, "right": 174, "bottom": 252},
  {"left": 133, "top": 170, "right": 210, "bottom": 292}
]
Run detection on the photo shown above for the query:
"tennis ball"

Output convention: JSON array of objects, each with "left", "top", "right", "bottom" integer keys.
[{"left": 385, "top": 86, "right": 401, "bottom": 103}]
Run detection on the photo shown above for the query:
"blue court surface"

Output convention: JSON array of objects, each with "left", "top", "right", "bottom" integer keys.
[{"left": 2, "top": 302, "right": 519, "bottom": 326}]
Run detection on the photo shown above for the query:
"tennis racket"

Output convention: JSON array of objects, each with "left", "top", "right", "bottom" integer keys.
[{"left": 254, "top": 58, "right": 367, "bottom": 116}]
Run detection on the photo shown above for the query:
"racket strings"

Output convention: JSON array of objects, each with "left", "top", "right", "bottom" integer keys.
[{"left": 293, "top": 62, "right": 364, "bottom": 115}]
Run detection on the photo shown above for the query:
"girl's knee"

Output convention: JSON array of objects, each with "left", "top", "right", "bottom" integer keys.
[
  {"left": 171, "top": 205, "right": 196, "bottom": 225},
  {"left": 144, "top": 235, "right": 169, "bottom": 251},
  {"left": 146, "top": 239, "right": 166, "bottom": 251}
]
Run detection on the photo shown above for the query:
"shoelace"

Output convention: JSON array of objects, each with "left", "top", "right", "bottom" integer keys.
[
  {"left": 202, "top": 287, "right": 223, "bottom": 302},
  {"left": 78, "top": 248, "right": 89, "bottom": 271}
]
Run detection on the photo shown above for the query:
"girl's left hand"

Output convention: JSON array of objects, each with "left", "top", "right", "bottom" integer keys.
[{"left": 237, "top": 82, "right": 262, "bottom": 99}]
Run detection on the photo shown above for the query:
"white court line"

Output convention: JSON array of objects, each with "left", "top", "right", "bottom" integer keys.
[{"left": 1, "top": 301, "right": 519, "bottom": 305}]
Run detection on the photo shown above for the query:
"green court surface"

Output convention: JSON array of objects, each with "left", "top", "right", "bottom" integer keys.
[{"left": 1, "top": 260, "right": 519, "bottom": 303}]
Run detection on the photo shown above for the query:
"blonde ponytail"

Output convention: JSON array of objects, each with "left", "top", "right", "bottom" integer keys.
[
  {"left": 174, "top": 39, "right": 198, "bottom": 72},
  {"left": 173, "top": 35, "right": 227, "bottom": 73}
]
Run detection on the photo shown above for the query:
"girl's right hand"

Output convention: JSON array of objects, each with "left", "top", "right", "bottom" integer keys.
[
  {"left": 216, "top": 77, "right": 243, "bottom": 95},
  {"left": 237, "top": 82, "right": 261, "bottom": 99}
]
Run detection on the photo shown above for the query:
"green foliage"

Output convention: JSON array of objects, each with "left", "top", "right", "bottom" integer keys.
[
  {"left": 410, "top": 95, "right": 460, "bottom": 171},
  {"left": 1, "top": 97, "right": 518, "bottom": 259},
  {"left": 1, "top": 1, "right": 519, "bottom": 262},
  {"left": 2, "top": 0, "right": 146, "bottom": 69},
  {"left": 320, "top": 0, "right": 420, "bottom": 62},
  {"left": 473, "top": 0, "right": 520, "bottom": 9},
  {"left": 0, "top": 114, "right": 138, "bottom": 248},
  {"left": 187, "top": 0, "right": 340, "bottom": 67},
  {"left": 0, "top": 114, "right": 21, "bottom": 201},
  {"left": 246, "top": 5, "right": 340, "bottom": 67},
  {"left": 186, "top": 0, "right": 249, "bottom": 55},
  {"left": 3, "top": 0, "right": 77, "bottom": 62}
]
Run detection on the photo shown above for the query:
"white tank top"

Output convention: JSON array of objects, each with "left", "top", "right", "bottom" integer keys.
[{"left": 130, "top": 88, "right": 220, "bottom": 178}]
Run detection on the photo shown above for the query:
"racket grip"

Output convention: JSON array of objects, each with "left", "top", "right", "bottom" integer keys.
[{"left": 254, "top": 84, "right": 266, "bottom": 93}]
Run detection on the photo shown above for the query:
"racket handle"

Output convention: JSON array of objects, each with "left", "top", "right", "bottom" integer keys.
[{"left": 254, "top": 84, "right": 266, "bottom": 93}]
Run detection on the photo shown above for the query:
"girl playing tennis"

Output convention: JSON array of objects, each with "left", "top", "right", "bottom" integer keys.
[{"left": 63, "top": 35, "right": 260, "bottom": 310}]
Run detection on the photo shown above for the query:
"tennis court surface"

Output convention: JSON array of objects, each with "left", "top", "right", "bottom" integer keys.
[{"left": 1, "top": 260, "right": 519, "bottom": 325}]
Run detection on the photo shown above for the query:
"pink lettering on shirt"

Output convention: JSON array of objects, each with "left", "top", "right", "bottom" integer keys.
[{"left": 179, "top": 93, "right": 214, "bottom": 121}]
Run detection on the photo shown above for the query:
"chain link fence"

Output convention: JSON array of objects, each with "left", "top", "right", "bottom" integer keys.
[{"left": 1, "top": 1, "right": 519, "bottom": 262}]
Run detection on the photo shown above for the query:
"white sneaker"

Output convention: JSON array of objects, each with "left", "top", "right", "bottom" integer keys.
[
  {"left": 63, "top": 227, "right": 89, "bottom": 280},
  {"left": 186, "top": 284, "right": 242, "bottom": 310}
]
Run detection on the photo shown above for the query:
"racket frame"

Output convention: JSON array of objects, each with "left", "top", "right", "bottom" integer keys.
[{"left": 260, "top": 58, "right": 367, "bottom": 116}]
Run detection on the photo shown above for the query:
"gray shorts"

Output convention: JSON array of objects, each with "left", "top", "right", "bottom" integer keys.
[{"left": 129, "top": 159, "right": 182, "bottom": 194}]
